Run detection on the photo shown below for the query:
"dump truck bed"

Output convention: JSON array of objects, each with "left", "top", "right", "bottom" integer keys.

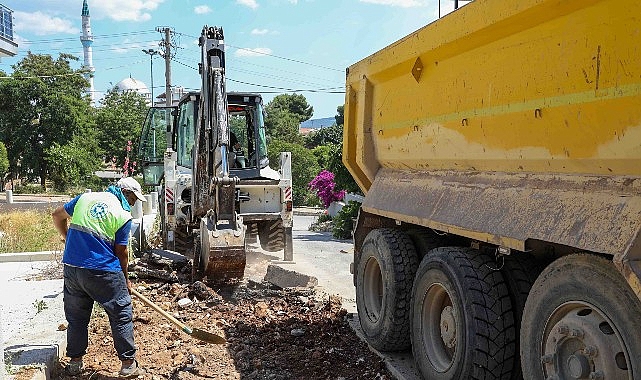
[
  {"left": 344, "top": 0, "right": 641, "bottom": 190},
  {"left": 343, "top": 0, "right": 641, "bottom": 299}
]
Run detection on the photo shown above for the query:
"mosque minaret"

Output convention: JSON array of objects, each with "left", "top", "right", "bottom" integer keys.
[{"left": 80, "top": 0, "right": 95, "bottom": 105}]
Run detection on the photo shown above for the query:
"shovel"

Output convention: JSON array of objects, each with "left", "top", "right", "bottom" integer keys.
[{"left": 131, "top": 288, "right": 226, "bottom": 344}]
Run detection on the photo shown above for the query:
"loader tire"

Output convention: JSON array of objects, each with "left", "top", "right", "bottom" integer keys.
[
  {"left": 411, "top": 247, "right": 516, "bottom": 380},
  {"left": 245, "top": 223, "right": 258, "bottom": 244},
  {"left": 173, "top": 225, "right": 193, "bottom": 258},
  {"left": 191, "top": 233, "right": 203, "bottom": 282},
  {"left": 521, "top": 254, "right": 641, "bottom": 380},
  {"left": 356, "top": 228, "right": 418, "bottom": 351},
  {"left": 258, "top": 220, "right": 284, "bottom": 252}
]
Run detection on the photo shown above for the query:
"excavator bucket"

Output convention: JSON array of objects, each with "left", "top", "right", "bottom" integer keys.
[{"left": 200, "top": 215, "right": 246, "bottom": 281}]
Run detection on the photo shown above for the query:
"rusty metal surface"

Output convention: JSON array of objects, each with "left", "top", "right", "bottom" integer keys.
[
  {"left": 362, "top": 169, "right": 641, "bottom": 261},
  {"left": 200, "top": 217, "right": 247, "bottom": 281}
]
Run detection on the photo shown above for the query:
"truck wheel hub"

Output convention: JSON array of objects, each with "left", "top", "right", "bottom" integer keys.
[
  {"left": 543, "top": 302, "right": 631, "bottom": 380},
  {"left": 440, "top": 305, "right": 457, "bottom": 349}
]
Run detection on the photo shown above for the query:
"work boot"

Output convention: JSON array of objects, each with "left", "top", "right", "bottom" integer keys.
[
  {"left": 119, "top": 359, "right": 145, "bottom": 378},
  {"left": 66, "top": 359, "right": 83, "bottom": 376}
]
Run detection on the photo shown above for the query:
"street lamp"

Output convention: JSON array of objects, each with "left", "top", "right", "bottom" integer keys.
[
  {"left": 142, "top": 48, "right": 161, "bottom": 157},
  {"left": 142, "top": 48, "right": 160, "bottom": 105}
]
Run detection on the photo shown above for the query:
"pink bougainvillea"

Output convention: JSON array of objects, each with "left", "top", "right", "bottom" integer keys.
[
  {"left": 308, "top": 170, "right": 346, "bottom": 208},
  {"left": 122, "top": 140, "right": 137, "bottom": 177}
]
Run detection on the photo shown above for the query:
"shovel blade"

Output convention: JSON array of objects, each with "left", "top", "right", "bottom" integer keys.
[{"left": 191, "top": 328, "right": 226, "bottom": 344}]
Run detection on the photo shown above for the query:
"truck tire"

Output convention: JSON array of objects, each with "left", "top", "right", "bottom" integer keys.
[
  {"left": 404, "top": 228, "right": 447, "bottom": 260},
  {"left": 500, "top": 253, "right": 543, "bottom": 380},
  {"left": 411, "top": 247, "right": 516, "bottom": 380},
  {"left": 258, "top": 220, "right": 284, "bottom": 252},
  {"left": 356, "top": 228, "right": 418, "bottom": 351},
  {"left": 521, "top": 254, "right": 641, "bottom": 380}
]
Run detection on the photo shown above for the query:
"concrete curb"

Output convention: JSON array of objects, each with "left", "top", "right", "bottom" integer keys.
[
  {"left": 0, "top": 251, "right": 62, "bottom": 263},
  {"left": 293, "top": 207, "right": 323, "bottom": 217},
  {"left": 347, "top": 314, "right": 422, "bottom": 380}
]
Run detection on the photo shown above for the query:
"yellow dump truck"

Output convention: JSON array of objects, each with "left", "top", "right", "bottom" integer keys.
[{"left": 343, "top": 0, "right": 641, "bottom": 379}]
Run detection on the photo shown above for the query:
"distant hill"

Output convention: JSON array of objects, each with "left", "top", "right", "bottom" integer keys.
[{"left": 300, "top": 117, "right": 336, "bottom": 130}]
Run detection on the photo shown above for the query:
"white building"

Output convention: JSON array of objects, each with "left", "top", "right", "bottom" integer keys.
[{"left": 0, "top": 4, "right": 18, "bottom": 61}]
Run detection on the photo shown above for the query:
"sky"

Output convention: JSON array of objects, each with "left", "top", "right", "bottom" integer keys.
[{"left": 0, "top": 0, "right": 466, "bottom": 118}]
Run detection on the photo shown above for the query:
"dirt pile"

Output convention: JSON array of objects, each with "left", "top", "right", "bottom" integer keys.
[{"left": 52, "top": 265, "right": 392, "bottom": 379}]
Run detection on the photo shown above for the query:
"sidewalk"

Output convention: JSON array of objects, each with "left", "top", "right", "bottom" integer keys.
[{"left": 0, "top": 256, "right": 66, "bottom": 380}]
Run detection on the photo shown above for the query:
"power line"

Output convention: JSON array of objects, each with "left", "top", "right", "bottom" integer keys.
[
  {"left": 0, "top": 72, "right": 84, "bottom": 79},
  {"left": 175, "top": 31, "right": 343, "bottom": 72},
  {"left": 171, "top": 58, "right": 344, "bottom": 94},
  {"left": 22, "top": 30, "right": 158, "bottom": 44}
]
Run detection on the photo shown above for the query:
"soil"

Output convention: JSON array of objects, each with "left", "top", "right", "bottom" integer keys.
[{"left": 41, "top": 252, "right": 391, "bottom": 380}]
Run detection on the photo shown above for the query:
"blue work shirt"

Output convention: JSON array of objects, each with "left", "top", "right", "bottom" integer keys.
[{"left": 61, "top": 194, "right": 132, "bottom": 272}]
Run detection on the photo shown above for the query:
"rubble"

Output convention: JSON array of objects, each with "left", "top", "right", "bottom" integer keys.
[{"left": 50, "top": 254, "right": 393, "bottom": 380}]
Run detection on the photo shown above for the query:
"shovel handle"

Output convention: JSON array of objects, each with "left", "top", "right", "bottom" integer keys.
[{"left": 130, "top": 288, "right": 192, "bottom": 334}]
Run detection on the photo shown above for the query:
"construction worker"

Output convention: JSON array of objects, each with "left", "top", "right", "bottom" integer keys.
[{"left": 51, "top": 177, "right": 146, "bottom": 378}]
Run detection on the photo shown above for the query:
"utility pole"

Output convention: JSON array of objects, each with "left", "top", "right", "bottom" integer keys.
[
  {"left": 156, "top": 26, "right": 173, "bottom": 107},
  {"left": 156, "top": 26, "right": 174, "bottom": 146}
]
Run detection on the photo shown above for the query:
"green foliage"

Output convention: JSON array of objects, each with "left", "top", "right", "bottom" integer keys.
[
  {"left": 311, "top": 144, "right": 332, "bottom": 169},
  {"left": 264, "top": 94, "right": 314, "bottom": 144},
  {"left": 46, "top": 132, "right": 102, "bottom": 192},
  {"left": 33, "top": 299, "right": 48, "bottom": 314},
  {"left": 265, "top": 94, "right": 314, "bottom": 123},
  {"left": 335, "top": 105, "right": 344, "bottom": 127},
  {"left": 326, "top": 143, "right": 361, "bottom": 194},
  {"left": 316, "top": 212, "right": 333, "bottom": 224},
  {"left": 96, "top": 89, "right": 148, "bottom": 173},
  {"left": 332, "top": 200, "right": 361, "bottom": 240},
  {"left": 12, "top": 183, "right": 46, "bottom": 194},
  {"left": 265, "top": 108, "right": 304, "bottom": 145},
  {"left": 0, "top": 141, "right": 8, "bottom": 185},
  {"left": 267, "top": 139, "right": 320, "bottom": 206},
  {"left": 305, "top": 123, "right": 342, "bottom": 149},
  {"left": 0, "top": 53, "right": 94, "bottom": 189}
]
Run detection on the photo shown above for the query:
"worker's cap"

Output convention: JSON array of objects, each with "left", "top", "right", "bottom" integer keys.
[{"left": 117, "top": 177, "right": 146, "bottom": 202}]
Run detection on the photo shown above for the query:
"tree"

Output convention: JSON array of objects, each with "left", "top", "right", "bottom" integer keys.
[
  {"left": 95, "top": 89, "right": 149, "bottom": 173},
  {"left": 0, "top": 141, "right": 8, "bottom": 189},
  {"left": 304, "top": 123, "right": 342, "bottom": 149},
  {"left": 265, "top": 94, "right": 313, "bottom": 123},
  {"left": 0, "top": 53, "right": 93, "bottom": 189},
  {"left": 264, "top": 94, "right": 314, "bottom": 144},
  {"left": 335, "top": 105, "right": 344, "bottom": 126},
  {"left": 46, "top": 132, "right": 102, "bottom": 192},
  {"left": 265, "top": 108, "right": 304, "bottom": 145}
]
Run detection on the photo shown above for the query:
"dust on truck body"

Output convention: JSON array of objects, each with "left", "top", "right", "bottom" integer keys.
[{"left": 344, "top": 0, "right": 641, "bottom": 379}]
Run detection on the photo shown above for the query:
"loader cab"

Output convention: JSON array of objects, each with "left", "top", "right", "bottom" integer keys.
[
  {"left": 139, "top": 92, "right": 270, "bottom": 186},
  {"left": 175, "top": 92, "right": 269, "bottom": 179},
  {"left": 138, "top": 105, "right": 175, "bottom": 186},
  {"left": 227, "top": 92, "right": 269, "bottom": 179}
]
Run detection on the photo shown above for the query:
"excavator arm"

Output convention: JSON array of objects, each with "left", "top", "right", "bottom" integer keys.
[{"left": 192, "top": 26, "right": 245, "bottom": 281}]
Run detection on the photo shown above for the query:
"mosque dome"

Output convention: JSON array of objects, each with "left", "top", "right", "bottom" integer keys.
[{"left": 114, "top": 77, "right": 150, "bottom": 97}]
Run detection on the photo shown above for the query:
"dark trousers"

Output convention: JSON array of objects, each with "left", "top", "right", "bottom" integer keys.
[{"left": 63, "top": 265, "right": 136, "bottom": 361}]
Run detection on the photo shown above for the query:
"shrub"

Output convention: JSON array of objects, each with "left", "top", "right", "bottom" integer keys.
[{"left": 332, "top": 201, "right": 360, "bottom": 240}]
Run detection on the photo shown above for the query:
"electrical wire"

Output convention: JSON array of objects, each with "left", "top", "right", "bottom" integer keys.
[
  {"left": 171, "top": 58, "right": 344, "bottom": 94},
  {"left": 175, "top": 31, "right": 343, "bottom": 72}
]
